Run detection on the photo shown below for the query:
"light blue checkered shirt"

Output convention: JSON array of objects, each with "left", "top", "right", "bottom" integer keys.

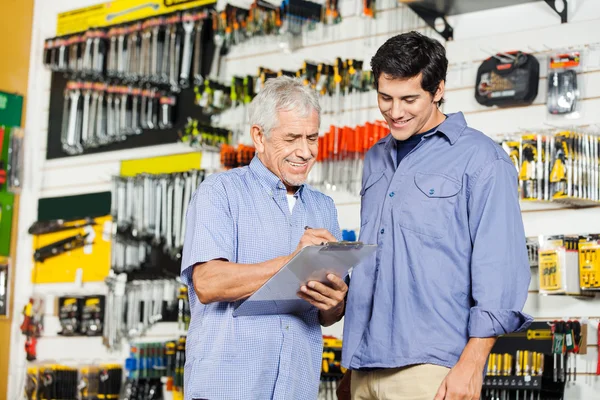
[{"left": 181, "top": 155, "right": 341, "bottom": 400}]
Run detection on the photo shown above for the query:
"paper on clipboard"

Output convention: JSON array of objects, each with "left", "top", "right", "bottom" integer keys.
[{"left": 233, "top": 242, "right": 377, "bottom": 317}]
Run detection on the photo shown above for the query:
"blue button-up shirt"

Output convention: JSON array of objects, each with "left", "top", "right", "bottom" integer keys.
[
  {"left": 342, "top": 112, "right": 533, "bottom": 370},
  {"left": 181, "top": 156, "right": 341, "bottom": 400}
]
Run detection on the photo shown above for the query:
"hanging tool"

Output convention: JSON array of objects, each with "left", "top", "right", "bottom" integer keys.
[
  {"left": 33, "top": 233, "right": 91, "bottom": 263},
  {"left": 192, "top": 14, "right": 206, "bottom": 86},
  {"left": 179, "top": 13, "right": 197, "bottom": 88}
]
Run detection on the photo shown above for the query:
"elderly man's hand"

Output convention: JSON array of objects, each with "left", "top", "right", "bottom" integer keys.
[{"left": 297, "top": 273, "right": 347, "bottom": 313}]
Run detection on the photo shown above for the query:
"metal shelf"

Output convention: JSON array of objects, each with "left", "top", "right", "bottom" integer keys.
[{"left": 400, "top": 0, "right": 568, "bottom": 40}]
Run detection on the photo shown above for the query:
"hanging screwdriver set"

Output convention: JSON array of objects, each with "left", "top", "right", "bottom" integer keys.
[
  {"left": 482, "top": 320, "right": 588, "bottom": 400},
  {"left": 497, "top": 130, "right": 600, "bottom": 206}
]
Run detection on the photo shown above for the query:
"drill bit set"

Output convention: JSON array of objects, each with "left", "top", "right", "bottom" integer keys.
[
  {"left": 60, "top": 80, "right": 177, "bottom": 155},
  {"left": 110, "top": 169, "right": 206, "bottom": 272},
  {"left": 25, "top": 363, "right": 123, "bottom": 400},
  {"left": 536, "top": 234, "right": 600, "bottom": 294},
  {"left": 498, "top": 131, "right": 600, "bottom": 206}
]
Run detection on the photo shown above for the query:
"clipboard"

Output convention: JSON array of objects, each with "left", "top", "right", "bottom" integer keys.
[{"left": 232, "top": 242, "right": 377, "bottom": 317}]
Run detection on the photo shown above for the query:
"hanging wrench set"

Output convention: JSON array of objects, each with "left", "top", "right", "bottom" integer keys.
[
  {"left": 43, "top": 0, "right": 347, "bottom": 160},
  {"left": 103, "top": 274, "right": 184, "bottom": 352},
  {"left": 43, "top": 8, "right": 209, "bottom": 90},
  {"left": 59, "top": 80, "right": 177, "bottom": 155},
  {"left": 110, "top": 169, "right": 205, "bottom": 274}
]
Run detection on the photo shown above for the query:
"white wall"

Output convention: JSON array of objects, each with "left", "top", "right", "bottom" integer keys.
[{"left": 8, "top": 0, "right": 600, "bottom": 399}]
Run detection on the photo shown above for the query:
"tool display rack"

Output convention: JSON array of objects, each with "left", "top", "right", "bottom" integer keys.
[{"left": 43, "top": 5, "right": 217, "bottom": 160}]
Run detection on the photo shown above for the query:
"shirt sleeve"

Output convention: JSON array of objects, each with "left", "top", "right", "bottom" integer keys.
[
  {"left": 467, "top": 158, "right": 533, "bottom": 337},
  {"left": 326, "top": 196, "right": 343, "bottom": 242},
  {"left": 180, "top": 180, "right": 235, "bottom": 287}
]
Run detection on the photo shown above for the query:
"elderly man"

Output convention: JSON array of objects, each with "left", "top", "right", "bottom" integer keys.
[{"left": 180, "top": 76, "right": 347, "bottom": 400}]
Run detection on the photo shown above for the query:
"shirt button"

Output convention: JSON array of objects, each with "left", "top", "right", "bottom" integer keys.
[
  {"left": 389, "top": 192, "right": 395, "bottom": 197},
  {"left": 380, "top": 228, "right": 385, "bottom": 234}
]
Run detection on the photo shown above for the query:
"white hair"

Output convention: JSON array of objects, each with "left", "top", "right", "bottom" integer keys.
[{"left": 248, "top": 76, "right": 321, "bottom": 137}]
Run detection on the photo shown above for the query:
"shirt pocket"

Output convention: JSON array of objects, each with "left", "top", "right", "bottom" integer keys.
[
  {"left": 360, "top": 170, "right": 386, "bottom": 227},
  {"left": 398, "top": 172, "right": 462, "bottom": 239}
]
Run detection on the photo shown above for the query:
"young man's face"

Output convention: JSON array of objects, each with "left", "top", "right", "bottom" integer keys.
[
  {"left": 252, "top": 109, "right": 319, "bottom": 193},
  {"left": 377, "top": 73, "right": 444, "bottom": 141}
]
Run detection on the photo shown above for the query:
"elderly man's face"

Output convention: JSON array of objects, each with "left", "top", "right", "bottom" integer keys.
[{"left": 253, "top": 109, "right": 319, "bottom": 193}]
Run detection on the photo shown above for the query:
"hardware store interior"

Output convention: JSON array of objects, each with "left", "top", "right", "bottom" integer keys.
[{"left": 1, "top": 0, "right": 600, "bottom": 399}]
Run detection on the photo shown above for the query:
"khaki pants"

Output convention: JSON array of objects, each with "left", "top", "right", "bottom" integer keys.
[{"left": 350, "top": 364, "right": 450, "bottom": 400}]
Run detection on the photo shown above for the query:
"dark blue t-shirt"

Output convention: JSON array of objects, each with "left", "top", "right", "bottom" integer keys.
[{"left": 396, "top": 124, "right": 440, "bottom": 167}]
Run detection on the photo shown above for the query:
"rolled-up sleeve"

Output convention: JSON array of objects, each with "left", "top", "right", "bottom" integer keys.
[
  {"left": 180, "top": 181, "right": 235, "bottom": 286},
  {"left": 467, "top": 158, "right": 533, "bottom": 337}
]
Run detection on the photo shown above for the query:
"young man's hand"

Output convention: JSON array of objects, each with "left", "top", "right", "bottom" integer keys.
[{"left": 433, "top": 360, "right": 483, "bottom": 400}]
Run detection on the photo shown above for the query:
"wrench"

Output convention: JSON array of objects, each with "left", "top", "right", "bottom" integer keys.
[
  {"left": 117, "top": 27, "right": 126, "bottom": 77},
  {"left": 60, "top": 87, "right": 71, "bottom": 150},
  {"left": 146, "top": 88, "right": 157, "bottom": 129},
  {"left": 94, "top": 86, "right": 110, "bottom": 145},
  {"left": 192, "top": 18, "right": 205, "bottom": 86},
  {"left": 140, "top": 89, "right": 148, "bottom": 130},
  {"left": 126, "top": 27, "right": 136, "bottom": 79},
  {"left": 140, "top": 25, "right": 151, "bottom": 78},
  {"left": 80, "top": 83, "right": 92, "bottom": 148},
  {"left": 179, "top": 18, "right": 195, "bottom": 88},
  {"left": 165, "top": 179, "right": 174, "bottom": 251},
  {"left": 160, "top": 177, "right": 168, "bottom": 244},
  {"left": 209, "top": 13, "right": 224, "bottom": 81},
  {"left": 107, "top": 29, "right": 118, "bottom": 76},
  {"left": 113, "top": 88, "right": 122, "bottom": 139},
  {"left": 58, "top": 38, "right": 67, "bottom": 71},
  {"left": 151, "top": 20, "right": 160, "bottom": 81},
  {"left": 92, "top": 31, "right": 105, "bottom": 75},
  {"left": 172, "top": 174, "right": 184, "bottom": 255},
  {"left": 160, "top": 20, "right": 171, "bottom": 84},
  {"left": 65, "top": 85, "right": 83, "bottom": 154},
  {"left": 120, "top": 89, "right": 129, "bottom": 135},
  {"left": 180, "top": 171, "right": 193, "bottom": 249},
  {"left": 167, "top": 22, "right": 182, "bottom": 90},
  {"left": 153, "top": 178, "right": 162, "bottom": 245},
  {"left": 83, "top": 33, "right": 93, "bottom": 73},
  {"left": 159, "top": 95, "right": 175, "bottom": 129},
  {"left": 131, "top": 88, "right": 141, "bottom": 134}
]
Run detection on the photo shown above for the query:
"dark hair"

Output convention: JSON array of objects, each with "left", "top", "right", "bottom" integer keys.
[{"left": 371, "top": 31, "right": 448, "bottom": 106}]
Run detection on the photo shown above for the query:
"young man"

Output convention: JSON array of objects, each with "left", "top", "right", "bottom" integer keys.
[
  {"left": 181, "top": 76, "right": 347, "bottom": 400},
  {"left": 341, "top": 32, "right": 533, "bottom": 400}
]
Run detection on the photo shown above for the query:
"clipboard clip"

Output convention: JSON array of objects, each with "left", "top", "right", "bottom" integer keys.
[{"left": 319, "top": 241, "right": 364, "bottom": 251}]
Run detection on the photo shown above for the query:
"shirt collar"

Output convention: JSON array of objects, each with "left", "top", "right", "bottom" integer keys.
[
  {"left": 249, "top": 155, "right": 306, "bottom": 198},
  {"left": 382, "top": 111, "right": 467, "bottom": 149}
]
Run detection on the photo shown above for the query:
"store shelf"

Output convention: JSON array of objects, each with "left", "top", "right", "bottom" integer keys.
[
  {"left": 483, "top": 375, "right": 542, "bottom": 390},
  {"left": 519, "top": 199, "right": 600, "bottom": 212},
  {"left": 400, "top": 0, "right": 541, "bottom": 16},
  {"left": 400, "top": 0, "right": 567, "bottom": 40}
]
